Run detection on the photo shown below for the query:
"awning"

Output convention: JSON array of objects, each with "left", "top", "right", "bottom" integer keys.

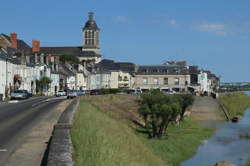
[
  {"left": 151, "top": 86, "right": 159, "bottom": 89},
  {"left": 160, "top": 86, "right": 169, "bottom": 89},
  {"left": 140, "top": 87, "right": 150, "bottom": 89}
]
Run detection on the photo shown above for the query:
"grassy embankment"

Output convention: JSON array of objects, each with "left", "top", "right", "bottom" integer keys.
[
  {"left": 71, "top": 95, "right": 214, "bottom": 166},
  {"left": 219, "top": 92, "right": 250, "bottom": 117}
]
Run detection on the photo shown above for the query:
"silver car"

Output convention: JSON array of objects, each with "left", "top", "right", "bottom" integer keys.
[
  {"left": 67, "top": 90, "right": 78, "bottom": 99},
  {"left": 56, "top": 90, "right": 66, "bottom": 97},
  {"left": 11, "top": 90, "right": 29, "bottom": 100}
]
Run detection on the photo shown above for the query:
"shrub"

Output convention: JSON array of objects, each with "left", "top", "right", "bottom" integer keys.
[
  {"left": 60, "top": 54, "right": 80, "bottom": 64},
  {"left": 175, "top": 94, "right": 194, "bottom": 121},
  {"left": 138, "top": 90, "right": 181, "bottom": 138}
]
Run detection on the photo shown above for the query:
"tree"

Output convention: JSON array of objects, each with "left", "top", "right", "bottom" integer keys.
[
  {"left": 138, "top": 90, "right": 181, "bottom": 138},
  {"left": 176, "top": 94, "right": 194, "bottom": 121},
  {"left": 60, "top": 54, "right": 80, "bottom": 64},
  {"left": 36, "top": 76, "right": 52, "bottom": 95}
]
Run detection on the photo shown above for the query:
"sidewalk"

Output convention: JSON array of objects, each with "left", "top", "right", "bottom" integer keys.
[{"left": 191, "top": 96, "right": 225, "bottom": 121}]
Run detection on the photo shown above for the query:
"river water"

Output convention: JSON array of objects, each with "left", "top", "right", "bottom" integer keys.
[{"left": 181, "top": 91, "right": 250, "bottom": 166}]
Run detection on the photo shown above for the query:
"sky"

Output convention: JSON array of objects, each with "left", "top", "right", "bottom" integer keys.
[{"left": 1, "top": 0, "right": 250, "bottom": 82}]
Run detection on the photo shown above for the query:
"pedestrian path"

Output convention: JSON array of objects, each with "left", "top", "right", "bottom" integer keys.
[{"left": 191, "top": 96, "right": 225, "bottom": 121}]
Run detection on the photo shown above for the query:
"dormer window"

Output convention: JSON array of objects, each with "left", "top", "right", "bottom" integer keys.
[
  {"left": 152, "top": 69, "right": 158, "bottom": 73},
  {"left": 162, "top": 69, "right": 168, "bottom": 73}
]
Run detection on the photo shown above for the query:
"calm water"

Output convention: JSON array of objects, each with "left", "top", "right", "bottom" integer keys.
[{"left": 181, "top": 91, "right": 250, "bottom": 166}]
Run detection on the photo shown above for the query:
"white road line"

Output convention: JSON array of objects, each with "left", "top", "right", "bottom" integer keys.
[
  {"left": 8, "top": 100, "right": 19, "bottom": 103},
  {"left": 0, "top": 149, "right": 7, "bottom": 152},
  {"left": 46, "top": 96, "right": 67, "bottom": 102},
  {"left": 32, "top": 97, "right": 66, "bottom": 107}
]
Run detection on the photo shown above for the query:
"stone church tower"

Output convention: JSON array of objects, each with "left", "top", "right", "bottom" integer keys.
[{"left": 82, "top": 12, "right": 100, "bottom": 54}]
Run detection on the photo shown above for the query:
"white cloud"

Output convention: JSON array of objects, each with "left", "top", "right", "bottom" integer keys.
[
  {"left": 113, "top": 16, "right": 130, "bottom": 24},
  {"left": 193, "top": 22, "right": 228, "bottom": 36},
  {"left": 169, "top": 19, "right": 176, "bottom": 25}
]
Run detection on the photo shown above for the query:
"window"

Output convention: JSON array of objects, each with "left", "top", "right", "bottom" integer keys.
[
  {"left": 143, "top": 78, "right": 148, "bottom": 85},
  {"left": 153, "top": 78, "right": 159, "bottom": 85},
  {"left": 152, "top": 69, "right": 158, "bottom": 73},
  {"left": 164, "top": 78, "right": 168, "bottom": 85},
  {"left": 118, "top": 75, "right": 122, "bottom": 81},
  {"left": 174, "top": 78, "right": 180, "bottom": 85},
  {"left": 162, "top": 69, "right": 168, "bottom": 73},
  {"left": 124, "top": 76, "right": 128, "bottom": 81}
]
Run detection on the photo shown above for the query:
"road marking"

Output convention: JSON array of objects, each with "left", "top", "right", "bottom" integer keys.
[
  {"left": 32, "top": 97, "right": 66, "bottom": 107},
  {"left": 45, "top": 96, "right": 67, "bottom": 102},
  {"left": 8, "top": 100, "right": 19, "bottom": 103},
  {"left": 0, "top": 149, "right": 7, "bottom": 152}
]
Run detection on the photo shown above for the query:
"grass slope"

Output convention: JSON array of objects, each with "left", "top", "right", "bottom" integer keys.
[
  {"left": 138, "top": 119, "right": 214, "bottom": 166},
  {"left": 71, "top": 99, "right": 166, "bottom": 166},
  {"left": 71, "top": 95, "right": 215, "bottom": 166},
  {"left": 219, "top": 92, "right": 250, "bottom": 117}
]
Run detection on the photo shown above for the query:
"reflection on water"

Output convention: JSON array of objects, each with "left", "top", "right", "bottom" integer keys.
[{"left": 181, "top": 91, "right": 250, "bottom": 166}]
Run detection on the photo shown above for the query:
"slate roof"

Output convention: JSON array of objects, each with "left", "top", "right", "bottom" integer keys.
[
  {"left": 0, "top": 47, "right": 21, "bottom": 64},
  {"left": 189, "top": 66, "right": 200, "bottom": 74},
  {"left": 136, "top": 65, "right": 190, "bottom": 75},
  {"left": 83, "top": 12, "right": 99, "bottom": 30},
  {"left": 96, "top": 59, "right": 135, "bottom": 72},
  {"left": 40, "top": 47, "right": 100, "bottom": 57},
  {"left": 1, "top": 33, "right": 31, "bottom": 52},
  {"left": 0, "top": 48, "right": 7, "bottom": 56},
  {"left": 59, "top": 63, "right": 76, "bottom": 76},
  {"left": 83, "top": 20, "right": 99, "bottom": 30}
]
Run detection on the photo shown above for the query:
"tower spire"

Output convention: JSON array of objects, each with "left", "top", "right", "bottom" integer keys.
[
  {"left": 82, "top": 12, "right": 100, "bottom": 53},
  {"left": 88, "top": 12, "right": 94, "bottom": 21}
]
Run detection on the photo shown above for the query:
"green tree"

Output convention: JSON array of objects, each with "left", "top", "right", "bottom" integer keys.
[
  {"left": 36, "top": 76, "right": 52, "bottom": 95},
  {"left": 176, "top": 94, "right": 194, "bottom": 121},
  {"left": 138, "top": 90, "right": 181, "bottom": 138},
  {"left": 60, "top": 54, "right": 80, "bottom": 64}
]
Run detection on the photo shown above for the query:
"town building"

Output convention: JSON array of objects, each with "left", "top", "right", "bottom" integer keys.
[
  {"left": 0, "top": 12, "right": 220, "bottom": 99},
  {"left": 0, "top": 33, "right": 60, "bottom": 100},
  {"left": 87, "top": 59, "right": 135, "bottom": 90},
  {"left": 134, "top": 64, "right": 191, "bottom": 92},
  {"left": 40, "top": 12, "right": 101, "bottom": 64}
]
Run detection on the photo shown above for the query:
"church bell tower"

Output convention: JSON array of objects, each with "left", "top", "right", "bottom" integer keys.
[{"left": 82, "top": 12, "right": 100, "bottom": 54}]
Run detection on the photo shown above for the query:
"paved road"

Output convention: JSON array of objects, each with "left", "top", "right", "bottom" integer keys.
[
  {"left": 0, "top": 96, "right": 67, "bottom": 166},
  {"left": 191, "top": 96, "right": 225, "bottom": 121}
]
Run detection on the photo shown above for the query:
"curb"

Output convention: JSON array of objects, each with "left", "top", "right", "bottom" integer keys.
[{"left": 46, "top": 98, "right": 80, "bottom": 166}]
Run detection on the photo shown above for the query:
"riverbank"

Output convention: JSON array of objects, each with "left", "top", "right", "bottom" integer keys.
[
  {"left": 71, "top": 95, "right": 215, "bottom": 166},
  {"left": 138, "top": 119, "right": 214, "bottom": 166},
  {"left": 219, "top": 92, "right": 250, "bottom": 118},
  {"left": 71, "top": 98, "right": 166, "bottom": 166},
  {"left": 181, "top": 92, "right": 250, "bottom": 166}
]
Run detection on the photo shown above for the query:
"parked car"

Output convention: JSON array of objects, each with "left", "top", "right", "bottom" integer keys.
[
  {"left": 24, "top": 90, "right": 32, "bottom": 97},
  {"left": 11, "top": 90, "right": 29, "bottom": 100},
  {"left": 79, "top": 90, "right": 87, "bottom": 95},
  {"left": 67, "top": 90, "right": 78, "bottom": 99},
  {"left": 90, "top": 89, "right": 103, "bottom": 95},
  {"left": 129, "top": 89, "right": 142, "bottom": 95},
  {"left": 76, "top": 90, "right": 85, "bottom": 96},
  {"left": 56, "top": 90, "right": 66, "bottom": 97}
]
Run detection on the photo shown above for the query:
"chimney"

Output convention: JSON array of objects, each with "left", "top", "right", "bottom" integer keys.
[
  {"left": 10, "top": 32, "right": 17, "bottom": 49},
  {"left": 32, "top": 40, "right": 40, "bottom": 52}
]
